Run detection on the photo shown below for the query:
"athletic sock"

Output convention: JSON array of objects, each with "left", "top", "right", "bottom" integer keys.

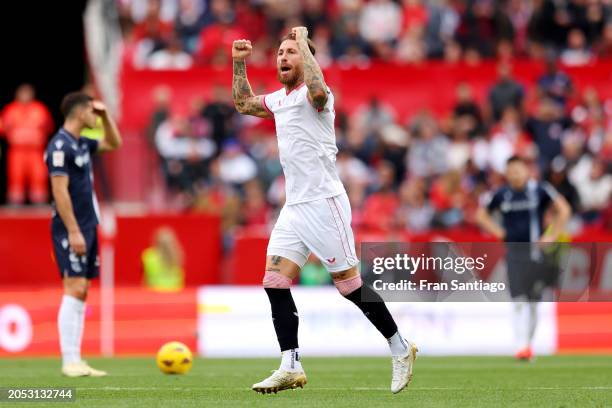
[
  {"left": 58, "top": 295, "right": 85, "bottom": 365},
  {"left": 527, "top": 302, "right": 538, "bottom": 346},
  {"left": 344, "top": 284, "right": 399, "bottom": 340},
  {"left": 387, "top": 331, "right": 409, "bottom": 356},
  {"left": 264, "top": 288, "right": 299, "bottom": 352},
  {"left": 279, "top": 348, "right": 303, "bottom": 372},
  {"left": 513, "top": 301, "right": 530, "bottom": 350}
]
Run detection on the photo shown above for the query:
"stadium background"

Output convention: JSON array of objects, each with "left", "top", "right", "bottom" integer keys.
[{"left": 1, "top": 0, "right": 612, "bottom": 358}]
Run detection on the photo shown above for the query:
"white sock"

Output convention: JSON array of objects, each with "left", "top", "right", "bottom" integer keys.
[
  {"left": 58, "top": 295, "right": 85, "bottom": 365},
  {"left": 280, "top": 349, "right": 303, "bottom": 372},
  {"left": 527, "top": 302, "right": 538, "bottom": 346},
  {"left": 513, "top": 301, "right": 530, "bottom": 350},
  {"left": 387, "top": 331, "right": 409, "bottom": 356}
]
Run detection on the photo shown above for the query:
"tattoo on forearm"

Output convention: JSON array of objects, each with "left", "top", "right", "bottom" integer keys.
[
  {"left": 232, "top": 59, "right": 268, "bottom": 117},
  {"left": 296, "top": 39, "right": 328, "bottom": 109},
  {"left": 271, "top": 255, "right": 282, "bottom": 265}
]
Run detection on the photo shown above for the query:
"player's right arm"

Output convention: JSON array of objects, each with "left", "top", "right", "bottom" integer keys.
[
  {"left": 231, "top": 39, "right": 271, "bottom": 118},
  {"left": 476, "top": 191, "right": 506, "bottom": 240},
  {"left": 50, "top": 176, "right": 86, "bottom": 256}
]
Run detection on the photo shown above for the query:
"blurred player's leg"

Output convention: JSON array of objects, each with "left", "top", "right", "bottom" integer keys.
[
  {"left": 253, "top": 255, "right": 307, "bottom": 393},
  {"left": 59, "top": 277, "right": 106, "bottom": 377},
  {"left": 333, "top": 268, "right": 417, "bottom": 394}
]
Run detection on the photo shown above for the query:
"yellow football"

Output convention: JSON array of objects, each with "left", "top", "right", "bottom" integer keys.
[{"left": 156, "top": 341, "right": 193, "bottom": 375}]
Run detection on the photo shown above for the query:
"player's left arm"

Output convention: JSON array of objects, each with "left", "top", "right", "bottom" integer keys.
[
  {"left": 93, "top": 101, "right": 123, "bottom": 153},
  {"left": 540, "top": 183, "right": 571, "bottom": 243},
  {"left": 292, "top": 26, "right": 328, "bottom": 110}
]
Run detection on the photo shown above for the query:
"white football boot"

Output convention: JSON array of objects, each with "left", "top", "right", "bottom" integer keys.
[
  {"left": 62, "top": 361, "right": 107, "bottom": 377},
  {"left": 252, "top": 369, "right": 307, "bottom": 394},
  {"left": 391, "top": 342, "right": 418, "bottom": 394}
]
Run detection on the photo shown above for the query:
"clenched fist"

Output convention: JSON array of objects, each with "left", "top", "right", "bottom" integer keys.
[
  {"left": 291, "top": 26, "right": 309, "bottom": 42},
  {"left": 232, "top": 39, "right": 252, "bottom": 60}
]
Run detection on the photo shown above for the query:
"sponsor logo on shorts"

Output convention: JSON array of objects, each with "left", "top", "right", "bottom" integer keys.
[{"left": 326, "top": 257, "right": 336, "bottom": 264}]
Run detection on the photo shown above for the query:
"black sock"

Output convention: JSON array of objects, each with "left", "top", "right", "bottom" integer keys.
[
  {"left": 264, "top": 288, "right": 299, "bottom": 351},
  {"left": 344, "top": 284, "right": 398, "bottom": 339}
]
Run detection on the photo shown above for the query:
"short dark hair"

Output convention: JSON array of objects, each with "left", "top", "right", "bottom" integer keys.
[
  {"left": 279, "top": 33, "right": 316, "bottom": 56},
  {"left": 61, "top": 92, "right": 93, "bottom": 118},
  {"left": 507, "top": 155, "right": 526, "bottom": 166}
]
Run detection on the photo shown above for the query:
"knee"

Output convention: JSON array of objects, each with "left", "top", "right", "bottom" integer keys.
[
  {"left": 263, "top": 270, "right": 293, "bottom": 289},
  {"left": 66, "top": 283, "right": 88, "bottom": 301},
  {"left": 334, "top": 274, "right": 362, "bottom": 296}
]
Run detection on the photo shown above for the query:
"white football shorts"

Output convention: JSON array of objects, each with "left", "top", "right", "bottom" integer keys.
[{"left": 267, "top": 193, "right": 359, "bottom": 273}]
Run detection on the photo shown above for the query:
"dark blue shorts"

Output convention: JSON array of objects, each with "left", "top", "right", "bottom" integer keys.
[{"left": 52, "top": 227, "right": 100, "bottom": 280}]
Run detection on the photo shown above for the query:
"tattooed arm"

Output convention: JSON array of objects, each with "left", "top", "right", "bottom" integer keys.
[
  {"left": 292, "top": 27, "right": 328, "bottom": 110},
  {"left": 231, "top": 39, "right": 271, "bottom": 118}
]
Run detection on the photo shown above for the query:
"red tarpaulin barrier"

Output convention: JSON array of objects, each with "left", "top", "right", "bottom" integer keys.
[
  {"left": 0, "top": 287, "right": 197, "bottom": 356},
  {"left": 0, "top": 211, "right": 221, "bottom": 286}
]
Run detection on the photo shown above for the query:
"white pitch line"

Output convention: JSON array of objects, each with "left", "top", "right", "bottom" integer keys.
[{"left": 76, "top": 386, "right": 612, "bottom": 392}]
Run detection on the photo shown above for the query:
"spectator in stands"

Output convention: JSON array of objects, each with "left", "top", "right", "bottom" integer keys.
[
  {"left": 526, "top": 97, "right": 573, "bottom": 171},
  {"left": 301, "top": 0, "right": 329, "bottom": 37},
  {"left": 537, "top": 54, "right": 574, "bottom": 108},
  {"left": 359, "top": 0, "right": 402, "bottom": 56},
  {"left": 147, "top": 85, "right": 172, "bottom": 146},
  {"left": 202, "top": 84, "right": 237, "bottom": 152},
  {"left": 380, "top": 124, "right": 409, "bottom": 185},
  {"left": 175, "top": 0, "right": 206, "bottom": 53},
  {"left": 488, "top": 62, "right": 524, "bottom": 121},
  {"left": 488, "top": 106, "right": 535, "bottom": 174},
  {"left": 332, "top": 16, "right": 371, "bottom": 67},
  {"left": 155, "top": 111, "right": 216, "bottom": 194},
  {"left": 195, "top": 0, "right": 246, "bottom": 66},
  {"left": 422, "top": 0, "right": 459, "bottom": 59},
  {"left": 396, "top": 177, "right": 434, "bottom": 232},
  {"left": 142, "top": 226, "right": 185, "bottom": 292},
  {"left": 362, "top": 160, "right": 400, "bottom": 232},
  {"left": 454, "top": 0, "right": 514, "bottom": 59},
  {"left": 453, "top": 82, "right": 484, "bottom": 138},
  {"left": 595, "top": 21, "right": 612, "bottom": 58},
  {"left": 217, "top": 139, "right": 257, "bottom": 187},
  {"left": 336, "top": 149, "right": 371, "bottom": 189},
  {"left": 560, "top": 28, "right": 593, "bottom": 66},
  {"left": 132, "top": 0, "right": 174, "bottom": 51},
  {"left": 241, "top": 178, "right": 271, "bottom": 227},
  {"left": 407, "top": 112, "right": 449, "bottom": 178},
  {"left": 546, "top": 156, "right": 580, "bottom": 213},
  {"left": 0, "top": 84, "right": 53, "bottom": 205},
  {"left": 147, "top": 32, "right": 193, "bottom": 69},
  {"left": 569, "top": 155, "right": 612, "bottom": 222},
  {"left": 429, "top": 170, "right": 466, "bottom": 228}
]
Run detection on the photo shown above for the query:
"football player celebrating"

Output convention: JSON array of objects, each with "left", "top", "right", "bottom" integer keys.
[{"left": 231, "top": 27, "right": 417, "bottom": 394}]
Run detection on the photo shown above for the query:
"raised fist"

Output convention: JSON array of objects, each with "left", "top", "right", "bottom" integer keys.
[{"left": 232, "top": 39, "right": 252, "bottom": 60}]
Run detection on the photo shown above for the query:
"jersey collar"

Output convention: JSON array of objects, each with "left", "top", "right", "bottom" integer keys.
[
  {"left": 60, "top": 127, "right": 80, "bottom": 142},
  {"left": 285, "top": 82, "right": 305, "bottom": 95}
]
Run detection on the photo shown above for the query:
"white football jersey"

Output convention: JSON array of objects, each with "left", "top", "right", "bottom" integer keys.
[{"left": 263, "top": 83, "right": 345, "bottom": 205}]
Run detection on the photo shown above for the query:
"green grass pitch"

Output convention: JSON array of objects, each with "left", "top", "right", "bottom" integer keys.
[{"left": 2, "top": 356, "right": 612, "bottom": 407}]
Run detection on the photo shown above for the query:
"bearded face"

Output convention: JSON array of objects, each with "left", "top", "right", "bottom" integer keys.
[{"left": 277, "top": 39, "right": 304, "bottom": 88}]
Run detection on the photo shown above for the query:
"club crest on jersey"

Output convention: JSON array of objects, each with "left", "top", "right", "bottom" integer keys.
[{"left": 52, "top": 151, "right": 65, "bottom": 167}]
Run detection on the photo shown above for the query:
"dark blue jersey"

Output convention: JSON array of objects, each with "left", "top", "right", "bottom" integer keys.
[
  {"left": 485, "top": 180, "right": 559, "bottom": 242},
  {"left": 45, "top": 128, "right": 100, "bottom": 232}
]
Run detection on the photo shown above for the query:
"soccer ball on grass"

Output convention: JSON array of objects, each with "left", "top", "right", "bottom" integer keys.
[{"left": 156, "top": 341, "right": 193, "bottom": 374}]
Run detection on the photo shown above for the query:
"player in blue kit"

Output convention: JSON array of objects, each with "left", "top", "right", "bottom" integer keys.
[
  {"left": 45, "top": 92, "right": 122, "bottom": 376},
  {"left": 477, "top": 156, "right": 570, "bottom": 361}
]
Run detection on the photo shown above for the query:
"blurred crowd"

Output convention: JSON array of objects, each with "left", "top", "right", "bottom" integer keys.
[
  {"left": 117, "top": 0, "right": 612, "bottom": 69},
  {"left": 148, "top": 56, "right": 612, "bottom": 244}
]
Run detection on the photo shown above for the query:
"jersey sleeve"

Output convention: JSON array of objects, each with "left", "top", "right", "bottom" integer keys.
[
  {"left": 539, "top": 181, "right": 559, "bottom": 206},
  {"left": 483, "top": 189, "right": 503, "bottom": 212},
  {"left": 83, "top": 137, "right": 99, "bottom": 155},
  {"left": 45, "top": 141, "right": 73, "bottom": 177},
  {"left": 262, "top": 93, "right": 275, "bottom": 117}
]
